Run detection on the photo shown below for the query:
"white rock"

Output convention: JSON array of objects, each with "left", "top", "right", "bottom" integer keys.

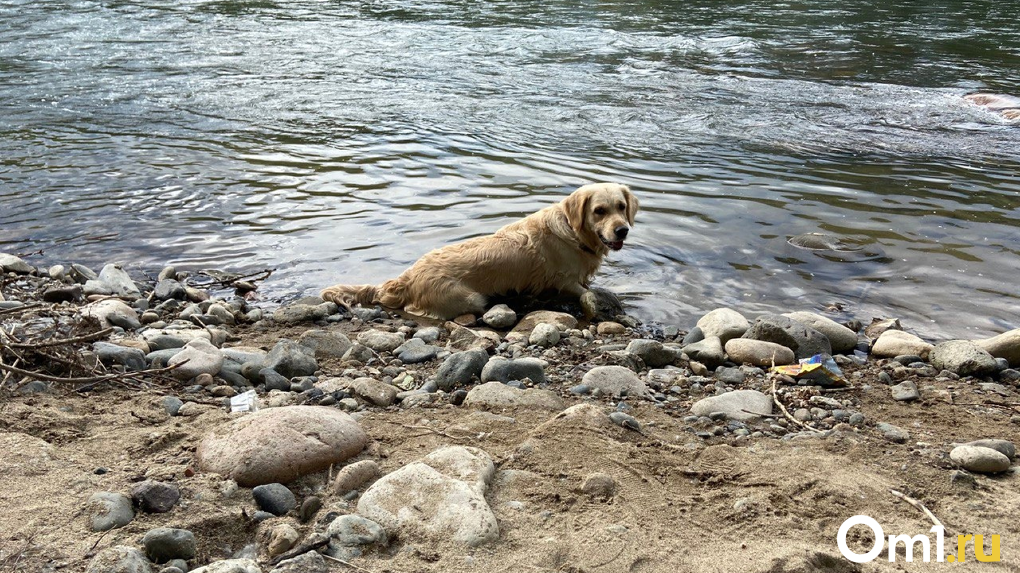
[
  {"left": 580, "top": 366, "right": 649, "bottom": 397},
  {"left": 696, "top": 308, "right": 750, "bottom": 343},
  {"left": 168, "top": 338, "right": 224, "bottom": 380},
  {"left": 463, "top": 382, "right": 563, "bottom": 410},
  {"left": 690, "top": 390, "right": 773, "bottom": 421},
  {"left": 950, "top": 445, "right": 1011, "bottom": 473},
  {"left": 357, "top": 446, "right": 498, "bottom": 547},
  {"left": 871, "top": 330, "right": 933, "bottom": 359},
  {"left": 98, "top": 263, "right": 141, "bottom": 298},
  {"left": 529, "top": 323, "right": 560, "bottom": 347},
  {"left": 724, "top": 338, "right": 795, "bottom": 366},
  {"left": 82, "top": 299, "right": 139, "bottom": 329},
  {"left": 481, "top": 304, "right": 517, "bottom": 329},
  {"left": 189, "top": 559, "right": 262, "bottom": 573}
]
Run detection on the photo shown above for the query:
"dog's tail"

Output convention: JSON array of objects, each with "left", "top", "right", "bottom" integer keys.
[{"left": 320, "top": 279, "right": 408, "bottom": 311}]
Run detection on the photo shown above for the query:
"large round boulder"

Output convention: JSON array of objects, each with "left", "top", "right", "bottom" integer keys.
[{"left": 197, "top": 406, "right": 368, "bottom": 486}]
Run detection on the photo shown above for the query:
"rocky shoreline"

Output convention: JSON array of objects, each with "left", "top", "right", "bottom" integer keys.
[{"left": 0, "top": 252, "right": 1018, "bottom": 573}]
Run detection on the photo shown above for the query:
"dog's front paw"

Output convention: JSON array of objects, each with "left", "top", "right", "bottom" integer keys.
[{"left": 580, "top": 290, "right": 598, "bottom": 319}]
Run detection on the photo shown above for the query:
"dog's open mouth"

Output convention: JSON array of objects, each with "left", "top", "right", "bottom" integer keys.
[{"left": 601, "top": 237, "right": 625, "bottom": 251}]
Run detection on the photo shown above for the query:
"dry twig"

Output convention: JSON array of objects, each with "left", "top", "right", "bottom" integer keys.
[
  {"left": 890, "top": 489, "right": 948, "bottom": 532},
  {"left": 770, "top": 376, "right": 825, "bottom": 434}
]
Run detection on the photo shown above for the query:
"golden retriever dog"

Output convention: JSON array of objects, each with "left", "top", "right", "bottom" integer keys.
[{"left": 321, "top": 183, "right": 638, "bottom": 320}]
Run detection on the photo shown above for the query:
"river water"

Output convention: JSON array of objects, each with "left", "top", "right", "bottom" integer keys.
[{"left": 2, "top": 0, "right": 1019, "bottom": 338}]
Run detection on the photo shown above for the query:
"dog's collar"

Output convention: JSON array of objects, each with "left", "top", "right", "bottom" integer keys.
[{"left": 561, "top": 213, "right": 600, "bottom": 256}]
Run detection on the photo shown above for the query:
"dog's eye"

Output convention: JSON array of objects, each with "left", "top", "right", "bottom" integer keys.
[
  {"left": 617, "top": 202, "right": 625, "bottom": 211},
  {"left": 593, "top": 207, "right": 606, "bottom": 216}
]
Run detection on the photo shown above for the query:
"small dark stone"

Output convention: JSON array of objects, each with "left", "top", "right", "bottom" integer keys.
[
  {"left": 142, "top": 527, "right": 196, "bottom": 563},
  {"left": 449, "top": 389, "right": 468, "bottom": 405},
  {"left": 253, "top": 483, "right": 297, "bottom": 516},
  {"left": 94, "top": 467, "right": 109, "bottom": 475},
  {"left": 261, "top": 368, "right": 291, "bottom": 392},
  {"left": 131, "top": 480, "right": 181, "bottom": 513},
  {"left": 300, "top": 495, "right": 322, "bottom": 523},
  {"left": 42, "top": 284, "right": 82, "bottom": 303},
  {"left": 682, "top": 326, "right": 705, "bottom": 346}
]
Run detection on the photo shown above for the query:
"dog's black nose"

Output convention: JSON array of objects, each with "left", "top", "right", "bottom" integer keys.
[{"left": 614, "top": 226, "right": 629, "bottom": 240}]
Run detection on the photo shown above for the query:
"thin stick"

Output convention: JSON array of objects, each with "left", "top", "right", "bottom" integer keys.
[
  {"left": 771, "top": 376, "right": 825, "bottom": 434},
  {"left": 0, "top": 361, "right": 185, "bottom": 384},
  {"left": 321, "top": 553, "right": 380, "bottom": 572},
  {"left": 890, "top": 489, "right": 947, "bottom": 531},
  {"left": 0, "top": 303, "right": 43, "bottom": 316},
  {"left": 3, "top": 328, "right": 114, "bottom": 349}
]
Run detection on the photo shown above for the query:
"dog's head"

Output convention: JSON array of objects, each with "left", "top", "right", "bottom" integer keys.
[{"left": 562, "top": 183, "right": 638, "bottom": 254}]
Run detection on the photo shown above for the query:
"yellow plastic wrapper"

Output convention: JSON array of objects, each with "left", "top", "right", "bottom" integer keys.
[{"left": 771, "top": 354, "right": 846, "bottom": 386}]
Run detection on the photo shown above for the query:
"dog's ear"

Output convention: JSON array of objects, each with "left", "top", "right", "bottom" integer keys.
[
  {"left": 562, "top": 188, "right": 590, "bottom": 234},
  {"left": 622, "top": 185, "right": 639, "bottom": 226}
]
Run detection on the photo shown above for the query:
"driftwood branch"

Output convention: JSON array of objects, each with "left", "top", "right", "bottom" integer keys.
[{"left": 890, "top": 489, "right": 948, "bottom": 532}]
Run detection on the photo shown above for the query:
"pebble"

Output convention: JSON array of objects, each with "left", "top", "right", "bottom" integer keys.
[
  {"left": 580, "top": 472, "right": 617, "bottom": 499},
  {"left": 743, "top": 314, "right": 831, "bottom": 359},
  {"left": 342, "top": 343, "right": 376, "bottom": 364},
  {"left": 268, "top": 523, "right": 300, "bottom": 557},
  {"left": 723, "top": 338, "right": 795, "bottom": 367},
  {"left": 253, "top": 483, "right": 297, "bottom": 516},
  {"left": 142, "top": 527, "right": 197, "bottom": 563},
  {"left": 609, "top": 412, "right": 641, "bottom": 431},
  {"left": 434, "top": 348, "right": 489, "bottom": 390},
  {"left": 890, "top": 381, "right": 919, "bottom": 401},
  {"left": 94, "top": 341, "right": 147, "bottom": 371},
  {"left": 273, "top": 551, "right": 328, "bottom": 573},
  {"left": 961, "top": 439, "right": 1015, "bottom": 461},
  {"left": 273, "top": 301, "right": 334, "bottom": 324},
  {"left": 300, "top": 495, "right": 322, "bottom": 523},
  {"left": 714, "top": 366, "right": 745, "bottom": 385},
  {"left": 357, "top": 330, "right": 405, "bottom": 353},
  {"left": 463, "top": 381, "right": 564, "bottom": 410},
  {"left": 529, "top": 323, "right": 561, "bottom": 347},
  {"left": 690, "top": 390, "right": 773, "bottom": 422},
  {"left": 625, "top": 339, "right": 676, "bottom": 367},
  {"left": 950, "top": 445, "right": 1011, "bottom": 473},
  {"left": 930, "top": 340, "right": 999, "bottom": 377},
  {"left": 42, "top": 284, "right": 82, "bottom": 303},
  {"left": 261, "top": 368, "right": 291, "bottom": 392},
  {"left": 481, "top": 357, "right": 547, "bottom": 385},
  {"left": 348, "top": 377, "right": 398, "bottom": 407},
  {"left": 153, "top": 279, "right": 187, "bottom": 301},
  {"left": 168, "top": 338, "right": 224, "bottom": 381},
  {"left": 327, "top": 514, "right": 388, "bottom": 548},
  {"left": 413, "top": 326, "right": 442, "bottom": 343},
  {"left": 189, "top": 559, "right": 262, "bottom": 573},
  {"left": 482, "top": 304, "right": 517, "bottom": 329},
  {"left": 872, "top": 330, "right": 933, "bottom": 360},
  {"left": 581, "top": 365, "right": 649, "bottom": 398},
  {"left": 682, "top": 336, "right": 726, "bottom": 368},
  {"left": 394, "top": 338, "right": 439, "bottom": 363},
  {"left": 86, "top": 546, "right": 151, "bottom": 573},
  {"left": 876, "top": 422, "right": 909, "bottom": 444},
  {"left": 695, "top": 308, "right": 750, "bottom": 343},
  {"left": 265, "top": 339, "right": 318, "bottom": 378},
  {"left": 131, "top": 480, "right": 181, "bottom": 514},
  {"left": 0, "top": 253, "right": 33, "bottom": 274},
  {"left": 88, "top": 492, "right": 134, "bottom": 531},
  {"left": 783, "top": 311, "right": 859, "bottom": 354},
  {"left": 98, "top": 263, "right": 142, "bottom": 298},
  {"left": 597, "top": 321, "right": 627, "bottom": 335}
]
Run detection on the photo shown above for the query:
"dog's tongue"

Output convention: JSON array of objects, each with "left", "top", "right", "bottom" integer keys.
[{"left": 608, "top": 240, "right": 624, "bottom": 251}]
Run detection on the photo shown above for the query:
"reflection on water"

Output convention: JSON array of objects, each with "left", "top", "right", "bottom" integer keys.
[{"left": 1, "top": 0, "right": 1019, "bottom": 338}]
